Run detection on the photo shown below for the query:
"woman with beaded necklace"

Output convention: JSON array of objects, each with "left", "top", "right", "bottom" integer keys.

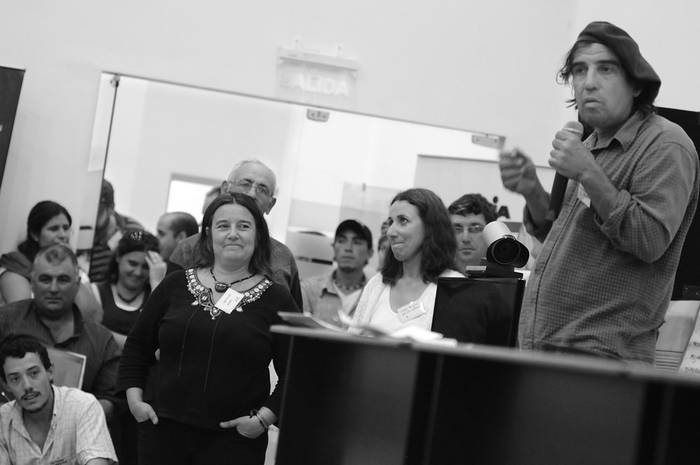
[{"left": 118, "top": 193, "right": 299, "bottom": 465}]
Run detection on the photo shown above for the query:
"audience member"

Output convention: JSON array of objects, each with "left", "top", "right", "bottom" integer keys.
[
  {"left": 156, "top": 211, "right": 198, "bottom": 262},
  {"left": 498, "top": 21, "right": 699, "bottom": 362},
  {"left": 87, "top": 179, "right": 143, "bottom": 283},
  {"left": 301, "top": 220, "right": 373, "bottom": 326},
  {"left": 91, "top": 230, "right": 160, "bottom": 349},
  {"left": 376, "top": 234, "right": 389, "bottom": 271},
  {"left": 0, "top": 200, "right": 101, "bottom": 321},
  {"left": 0, "top": 245, "right": 121, "bottom": 419},
  {"left": 169, "top": 159, "right": 302, "bottom": 308},
  {"left": 353, "top": 188, "right": 461, "bottom": 333},
  {"left": 447, "top": 194, "right": 498, "bottom": 273},
  {"left": 516, "top": 223, "right": 543, "bottom": 270},
  {"left": 119, "top": 193, "right": 299, "bottom": 465},
  {"left": 201, "top": 184, "right": 221, "bottom": 217},
  {"left": 379, "top": 218, "right": 391, "bottom": 237},
  {"left": 0, "top": 334, "right": 117, "bottom": 464}
]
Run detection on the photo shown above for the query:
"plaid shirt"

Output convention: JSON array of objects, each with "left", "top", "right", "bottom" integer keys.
[
  {"left": 0, "top": 385, "right": 117, "bottom": 464},
  {"left": 301, "top": 271, "right": 371, "bottom": 326},
  {"left": 519, "top": 111, "right": 700, "bottom": 362}
]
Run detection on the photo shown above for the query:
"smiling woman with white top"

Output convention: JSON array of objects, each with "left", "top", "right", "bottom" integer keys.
[{"left": 352, "top": 188, "right": 461, "bottom": 334}]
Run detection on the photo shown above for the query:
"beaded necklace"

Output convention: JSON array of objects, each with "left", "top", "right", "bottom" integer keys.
[
  {"left": 209, "top": 267, "right": 255, "bottom": 292},
  {"left": 332, "top": 271, "right": 366, "bottom": 293},
  {"left": 186, "top": 268, "right": 272, "bottom": 320}
]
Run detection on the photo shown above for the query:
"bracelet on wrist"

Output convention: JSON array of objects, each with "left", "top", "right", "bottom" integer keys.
[
  {"left": 249, "top": 409, "right": 270, "bottom": 430},
  {"left": 256, "top": 412, "right": 270, "bottom": 430}
]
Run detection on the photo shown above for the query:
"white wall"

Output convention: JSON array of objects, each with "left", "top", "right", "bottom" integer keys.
[
  {"left": 0, "top": 0, "right": 697, "bottom": 252},
  {"left": 104, "top": 78, "right": 296, "bottom": 237},
  {"left": 103, "top": 79, "right": 501, "bottom": 242}
]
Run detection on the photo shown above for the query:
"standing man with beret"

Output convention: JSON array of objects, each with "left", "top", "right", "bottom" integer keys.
[{"left": 499, "top": 21, "right": 699, "bottom": 362}]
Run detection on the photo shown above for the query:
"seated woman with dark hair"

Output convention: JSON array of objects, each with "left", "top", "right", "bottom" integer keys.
[
  {"left": 0, "top": 200, "right": 100, "bottom": 320},
  {"left": 119, "top": 192, "right": 299, "bottom": 465},
  {"left": 91, "top": 229, "right": 160, "bottom": 349},
  {"left": 353, "top": 188, "right": 462, "bottom": 333}
]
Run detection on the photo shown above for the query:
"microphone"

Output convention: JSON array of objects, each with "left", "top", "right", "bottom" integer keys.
[{"left": 547, "top": 121, "right": 584, "bottom": 221}]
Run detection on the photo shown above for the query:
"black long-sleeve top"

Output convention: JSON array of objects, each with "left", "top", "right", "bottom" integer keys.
[{"left": 118, "top": 269, "right": 299, "bottom": 430}]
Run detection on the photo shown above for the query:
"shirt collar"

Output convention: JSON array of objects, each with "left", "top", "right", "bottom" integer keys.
[
  {"left": 9, "top": 385, "right": 60, "bottom": 435},
  {"left": 324, "top": 270, "right": 369, "bottom": 295},
  {"left": 29, "top": 302, "right": 84, "bottom": 345},
  {"left": 588, "top": 110, "right": 646, "bottom": 152},
  {"left": 322, "top": 273, "right": 337, "bottom": 295}
]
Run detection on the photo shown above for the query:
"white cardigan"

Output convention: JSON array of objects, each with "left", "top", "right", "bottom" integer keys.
[{"left": 352, "top": 269, "right": 463, "bottom": 333}]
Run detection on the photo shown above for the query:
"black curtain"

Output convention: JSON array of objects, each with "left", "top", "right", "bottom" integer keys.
[
  {"left": 656, "top": 106, "right": 700, "bottom": 299},
  {"left": 0, "top": 66, "right": 25, "bottom": 187}
]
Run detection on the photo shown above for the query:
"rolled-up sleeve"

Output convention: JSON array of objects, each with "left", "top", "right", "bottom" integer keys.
[{"left": 596, "top": 141, "right": 697, "bottom": 263}]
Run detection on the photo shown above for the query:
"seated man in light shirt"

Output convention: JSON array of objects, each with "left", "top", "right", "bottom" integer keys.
[
  {"left": 301, "top": 220, "right": 373, "bottom": 326},
  {"left": 0, "top": 334, "right": 117, "bottom": 465}
]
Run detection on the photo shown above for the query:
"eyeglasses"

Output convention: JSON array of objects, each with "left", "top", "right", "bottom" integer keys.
[
  {"left": 455, "top": 224, "right": 485, "bottom": 234},
  {"left": 226, "top": 179, "right": 273, "bottom": 197}
]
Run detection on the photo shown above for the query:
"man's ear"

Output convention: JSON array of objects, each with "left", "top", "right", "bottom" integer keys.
[
  {"left": 175, "top": 231, "right": 187, "bottom": 242},
  {"left": 265, "top": 197, "right": 277, "bottom": 214}
]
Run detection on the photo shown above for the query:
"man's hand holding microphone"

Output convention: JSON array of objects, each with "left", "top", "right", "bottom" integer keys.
[
  {"left": 549, "top": 121, "right": 591, "bottom": 182},
  {"left": 498, "top": 121, "right": 592, "bottom": 225}
]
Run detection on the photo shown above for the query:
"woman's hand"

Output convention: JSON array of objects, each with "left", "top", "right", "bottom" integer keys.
[
  {"left": 145, "top": 251, "right": 167, "bottom": 290},
  {"left": 219, "top": 415, "right": 266, "bottom": 438},
  {"left": 126, "top": 388, "right": 159, "bottom": 424},
  {"left": 129, "top": 400, "right": 159, "bottom": 424}
]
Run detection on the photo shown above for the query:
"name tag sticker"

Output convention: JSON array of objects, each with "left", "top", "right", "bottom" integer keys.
[
  {"left": 577, "top": 183, "right": 591, "bottom": 208},
  {"left": 396, "top": 300, "right": 426, "bottom": 323},
  {"left": 215, "top": 288, "right": 244, "bottom": 314}
]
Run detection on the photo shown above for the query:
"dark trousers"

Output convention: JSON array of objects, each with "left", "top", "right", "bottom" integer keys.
[
  {"left": 137, "top": 418, "right": 268, "bottom": 465},
  {"left": 109, "top": 410, "right": 139, "bottom": 465}
]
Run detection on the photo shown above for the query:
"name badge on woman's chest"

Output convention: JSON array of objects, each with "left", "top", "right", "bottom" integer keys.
[
  {"left": 216, "top": 288, "right": 245, "bottom": 314},
  {"left": 396, "top": 300, "right": 426, "bottom": 323}
]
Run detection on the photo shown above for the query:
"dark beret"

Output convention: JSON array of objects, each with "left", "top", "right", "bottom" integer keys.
[{"left": 576, "top": 21, "right": 661, "bottom": 103}]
